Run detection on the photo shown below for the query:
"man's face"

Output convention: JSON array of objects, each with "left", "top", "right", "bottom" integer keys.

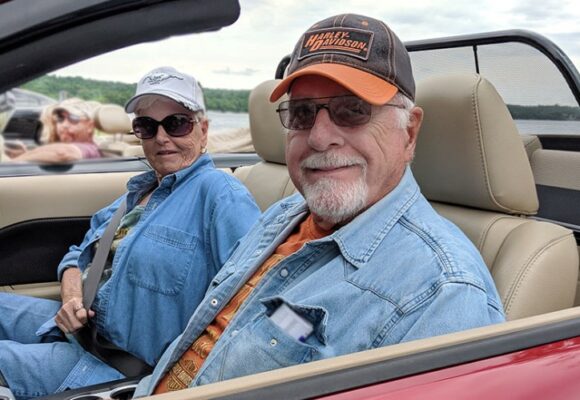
[
  {"left": 139, "top": 99, "right": 208, "bottom": 179},
  {"left": 285, "top": 75, "right": 423, "bottom": 229}
]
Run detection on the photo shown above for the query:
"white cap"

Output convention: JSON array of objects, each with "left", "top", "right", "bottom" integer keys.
[
  {"left": 124, "top": 66, "right": 206, "bottom": 113},
  {"left": 54, "top": 97, "right": 100, "bottom": 119}
]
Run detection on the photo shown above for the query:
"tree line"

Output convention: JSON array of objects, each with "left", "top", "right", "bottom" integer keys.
[
  {"left": 21, "top": 75, "right": 251, "bottom": 113},
  {"left": 507, "top": 104, "right": 580, "bottom": 120},
  {"left": 20, "top": 75, "right": 580, "bottom": 120}
]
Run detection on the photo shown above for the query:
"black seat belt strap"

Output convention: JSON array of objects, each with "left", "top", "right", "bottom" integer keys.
[{"left": 82, "top": 199, "right": 127, "bottom": 309}]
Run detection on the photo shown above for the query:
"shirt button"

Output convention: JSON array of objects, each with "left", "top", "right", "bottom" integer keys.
[
  {"left": 224, "top": 262, "right": 235, "bottom": 274},
  {"left": 270, "top": 338, "right": 278, "bottom": 347},
  {"left": 210, "top": 298, "right": 219, "bottom": 306},
  {"left": 256, "top": 250, "right": 262, "bottom": 256},
  {"left": 232, "top": 329, "right": 239, "bottom": 337},
  {"left": 280, "top": 269, "right": 289, "bottom": 278}
]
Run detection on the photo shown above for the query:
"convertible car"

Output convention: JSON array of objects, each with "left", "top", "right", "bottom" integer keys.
[{"left": 1, "top": 1, "right": 580, "bottom": 399}]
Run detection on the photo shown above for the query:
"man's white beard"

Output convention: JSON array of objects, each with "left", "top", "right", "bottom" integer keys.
[{"left": 300, "top": 152, "right": 368, "bottom": 225}]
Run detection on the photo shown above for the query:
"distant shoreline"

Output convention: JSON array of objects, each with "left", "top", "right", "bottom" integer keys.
[{"left": 19, "top": 75, "right": 580, "bottom": 121}]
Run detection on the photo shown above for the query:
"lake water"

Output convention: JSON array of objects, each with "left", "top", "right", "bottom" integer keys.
[
  {"left": 514, "top": 119, "right": 580, "bottom": 135},
  {"left": 207, "top": 111, "right": 250, "bottom": 132},
  {"left": 208, "top": 111, "right": 580, "bottom": 136}
]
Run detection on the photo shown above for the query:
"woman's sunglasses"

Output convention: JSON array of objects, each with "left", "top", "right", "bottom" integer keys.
[
  {"left": 132, "top": 113, "right": 196, "bottom": 139},
  {"left": 276, "top": 95, "right": 404, "bottom": 130},
  {"left": 52, "top": 110, "right": 85, "bottom": 125}
]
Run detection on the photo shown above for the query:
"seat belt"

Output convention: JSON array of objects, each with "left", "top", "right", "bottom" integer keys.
[
  {"left": 82, "top": 199, "right": 126, "bottom": 309},
  {"left": 74, "top": 199, "right": 153, "bottom": 377}
]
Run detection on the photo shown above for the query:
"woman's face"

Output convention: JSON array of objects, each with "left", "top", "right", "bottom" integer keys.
[
  {"left": 138, "top": 99, "right": 208, "bottom": 179},
  {"left": 53, "top": 110, "right": 95, "bottom": 143}
]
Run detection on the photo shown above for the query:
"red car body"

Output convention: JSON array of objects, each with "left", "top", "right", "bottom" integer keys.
[{"left": 322, "top": 337, "right": 580, "bottom": 400}]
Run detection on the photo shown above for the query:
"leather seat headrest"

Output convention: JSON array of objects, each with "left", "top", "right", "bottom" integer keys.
[
  {"left": 412, "top": 73, "right": 538, "bottom": 215},
  {"left": 248, "top": 80, "right": 288, "bottom": 165},
  {"left": 94, "top": 104, "right": 131, "bottom": 134}
]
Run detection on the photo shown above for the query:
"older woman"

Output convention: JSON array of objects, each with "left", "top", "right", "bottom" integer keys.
[
  {"left": 8, "top": 97, "right": 102, "bottom": 162},
  {"left": 0, "top": 67, "right": 261, "bottom": 399}
]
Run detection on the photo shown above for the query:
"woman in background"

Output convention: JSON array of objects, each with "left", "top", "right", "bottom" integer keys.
[{"left": 7, "top": 97, "right": 101, "bottom": 162}]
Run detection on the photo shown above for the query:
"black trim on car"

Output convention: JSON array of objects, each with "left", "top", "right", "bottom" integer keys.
[
  {"left": 0, "top": 0, "right": 241, "bottom": 93},
  {"left": 538, "top": 135, "right": 580, "bottom": 152},
  {"left": 0, "top": 217, "right": 90, "bottom": 285},
  {"left": 37, "top": 378, "right": 141, "bottom": 400},
  {"left": 404, "top": 29, "right": 580, "bottom": 107},
  {"left": 536, "top": 184, "right": 580, "bottom": 229}
]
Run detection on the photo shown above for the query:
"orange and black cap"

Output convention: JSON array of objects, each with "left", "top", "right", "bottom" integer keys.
[{"left": 270, "top": 14, "right": 415, "bottom": 105}]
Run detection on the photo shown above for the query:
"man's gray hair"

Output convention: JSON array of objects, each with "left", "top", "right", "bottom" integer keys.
[{"left": 390, "top": 92, "right": 415, "bottom": 129}]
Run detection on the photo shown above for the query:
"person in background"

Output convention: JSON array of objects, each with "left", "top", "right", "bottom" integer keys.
[
  {"left": 134, "top": 14, "right": 505, "bottom": 397},
  {"left": 0, "top": 66, "right": 261, "bottom": 399},
  {"left": 6, "top": 97, "right": 101, "bottom": 162}
]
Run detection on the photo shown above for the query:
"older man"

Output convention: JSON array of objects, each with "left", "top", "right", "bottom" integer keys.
[{"left": 135, "top": 14, "right": 505, "bottom": 396}]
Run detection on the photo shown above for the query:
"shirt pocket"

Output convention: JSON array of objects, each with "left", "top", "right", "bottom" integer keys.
[
  {"left": 127, "top": 224, "right": 199, "bottom": 295},
  {"left": 217, "top": 299, "right": 327, "bottom": 381}
]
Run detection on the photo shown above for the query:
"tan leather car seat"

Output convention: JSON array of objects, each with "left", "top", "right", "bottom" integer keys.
[
  {"left": 94, "top": 104, "right": 132, "bottom": 134},
  {"left": 234, "top": 80, "right": 296, "bottom": 211},
  {"left": 93, "top": 104, "right": 142, "bottom": 157},
  {"left": 412, "top": 73, "right": 579, "bottom": 320}
]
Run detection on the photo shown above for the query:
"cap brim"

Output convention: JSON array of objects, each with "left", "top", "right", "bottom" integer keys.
[
  {"left": 270, "top": 64, "right": 398, "bottom": 105},
  {"left": 125, "top": 91, "right": 203, "bottom": 113}
]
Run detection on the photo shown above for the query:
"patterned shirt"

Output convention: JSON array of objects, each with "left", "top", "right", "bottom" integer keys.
[{"left": 81, "top": 205, "right": 144, "bottom": 289}]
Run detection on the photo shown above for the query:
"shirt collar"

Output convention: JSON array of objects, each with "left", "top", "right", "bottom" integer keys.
[
  {"left": 333, "top": 167, "right": 420, "bottom": 268},
  {"left": 126, "top": 153, "right": 214, "bottom": 206}
]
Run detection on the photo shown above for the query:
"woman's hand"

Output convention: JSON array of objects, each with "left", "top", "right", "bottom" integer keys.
[{"left": 55, "top": 267, "right": 95, "bottom": 333}]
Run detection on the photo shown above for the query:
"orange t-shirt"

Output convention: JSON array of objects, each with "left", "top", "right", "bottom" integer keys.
[{"left": 154, "top": 214, "right": 332, "bottom": 393}]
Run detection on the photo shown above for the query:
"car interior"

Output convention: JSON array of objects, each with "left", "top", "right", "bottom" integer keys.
[
  {"left": 141, "top": 70, "right": 580, "bottom": 400},
  {"left": 58, "top": 65, "right": 580, "bottom": 399},
  {"left": 2, "top": 1, "right": 580, "bottom": 397}
]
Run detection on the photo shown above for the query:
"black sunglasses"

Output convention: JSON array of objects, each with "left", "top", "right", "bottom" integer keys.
[
  {"left": 132, "top": 113, "right": 196, "bottom": 139},
  {"left": 276, "top": 95, "right": 404, "bottom": 130},
  {"left": 53, "top": 110, "right": 85, "bottom": 125}
]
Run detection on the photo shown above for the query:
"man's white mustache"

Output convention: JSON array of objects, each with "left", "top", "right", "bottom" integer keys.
[{"left": 301, "top": 152, "right": 367, "bottom": 170}]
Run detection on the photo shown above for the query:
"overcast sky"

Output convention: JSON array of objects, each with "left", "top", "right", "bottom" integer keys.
[{"left": 55, "top": 0, "right": 580, "bottom": 92}]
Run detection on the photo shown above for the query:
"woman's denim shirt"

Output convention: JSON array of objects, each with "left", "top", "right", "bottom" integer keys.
[
  {"left": 53, "top": 153, "right": 261, "bottom": 365},
  {"left": 136, "top": 167, "right": 505, "bottom": 395}
]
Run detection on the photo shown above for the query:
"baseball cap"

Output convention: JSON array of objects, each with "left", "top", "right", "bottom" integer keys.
[
  {"left": 125, "top": 66, "right": 206, "bottom": 113},
  {"left": 53, "top": 98, "right": 100, "bottom": 119},
  {"left": 270, "top": 14, "right": 415, "bottom": 105}
]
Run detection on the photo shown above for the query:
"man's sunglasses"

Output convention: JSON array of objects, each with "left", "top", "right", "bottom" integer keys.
[
  {"left": 276, "top": 95, "right": 405, "bottom": 130},
  {"left": 53, "top": 110, "right": 85, "bottom": 125},
  {"left": 132, "top": 113, "right": 196, "bottom": 139}
]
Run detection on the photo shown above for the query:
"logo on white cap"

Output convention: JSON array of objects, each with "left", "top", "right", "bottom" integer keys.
[
  {"left": 142, "top": 73, "right": 184, "bottom": 86},
  {"left": 125, "top": 66, "right": 205, "bottom": 113}
]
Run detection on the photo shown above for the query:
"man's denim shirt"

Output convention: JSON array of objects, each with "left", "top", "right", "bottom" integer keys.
[
  {"left": 136, "top": 167, "right": 505, "bottom": 395},
  {"left": 48, "top": 154, "right": 260, "bottom": 366}
]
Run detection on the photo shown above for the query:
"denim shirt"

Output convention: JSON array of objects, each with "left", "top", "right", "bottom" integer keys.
[
  {"left": 49, "top": 154, "right": 261, "bottom": 366},
  {"left": 135, "top": 167, "right": 505, "bottom": 396}
]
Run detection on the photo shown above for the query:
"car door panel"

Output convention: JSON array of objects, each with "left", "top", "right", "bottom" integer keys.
[{"left": 0, "top": 171, "right": 138, "bottom": 298}]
